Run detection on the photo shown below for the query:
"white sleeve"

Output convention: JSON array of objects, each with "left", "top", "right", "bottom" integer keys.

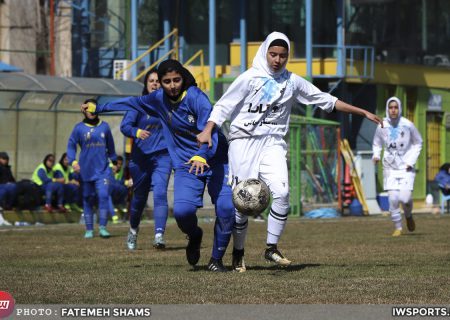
[
  {"left": 208, "top": 74, "right": 251, "bottom": 127},
  {"left": 293, "top": 74, "right": 337, "bottom": 113},
  {"left": 403, "top": 123, "right": 423, "bottom": 167},
  {"left": 372, "top": 125, "right": 383, "bottom": 160}
]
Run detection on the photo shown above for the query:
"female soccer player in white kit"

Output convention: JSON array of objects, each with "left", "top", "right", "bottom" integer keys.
[
  {"left": 372, "top": 97, "right": 422, "bottom": 237},
  {"left": 197, "top": 31, "right": 382, "bottom": 272}
]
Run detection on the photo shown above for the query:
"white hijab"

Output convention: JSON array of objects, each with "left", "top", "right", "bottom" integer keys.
[
  {"left": 385, "top": 96, "right": 402, "bottom": 126},
  {"left": 251, "top": 31, "right": 290, "bottom": 78}
]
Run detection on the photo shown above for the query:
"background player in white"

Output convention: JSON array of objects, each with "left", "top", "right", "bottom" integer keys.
[
  {"left": 372, "top": 97, "right": 422, "bottom": 236},
  {"left": 197, "top": 31, "right": 383, "bottom": 272}
]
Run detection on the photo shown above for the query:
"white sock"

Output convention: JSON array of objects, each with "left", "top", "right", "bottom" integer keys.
[
  {"left": 130, "top": 228, "right": 138, "bottom": 235},
  {"left": 267, "top": 204, "right": 289, "bottom": 244}
]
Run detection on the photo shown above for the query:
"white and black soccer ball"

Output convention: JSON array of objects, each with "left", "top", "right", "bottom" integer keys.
[{"left": 232, "top": 178, "right": 270, "bottom": 216}]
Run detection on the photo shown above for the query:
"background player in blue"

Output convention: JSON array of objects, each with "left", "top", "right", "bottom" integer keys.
[
  {"left": 68, "top": 99, "right": 118, "bottom": 239},
  {"left": 120, "top": 68, "right": 172, "bottom": 250},
  {"left": 82, "top": 60, "right": 235, "bottom": 272}
]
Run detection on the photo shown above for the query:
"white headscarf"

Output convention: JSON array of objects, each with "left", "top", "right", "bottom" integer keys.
[
  {"left": 251, "top": 31, "right": 290, "bottom": 78},
  {"left": 385, "top": 96, "right": 402, "bottom": 125}
]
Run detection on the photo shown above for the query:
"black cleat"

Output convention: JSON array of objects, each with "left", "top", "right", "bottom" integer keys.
[
  {"left": 232, "top": 248, "right": 246, "bottom": 273},
  {"left": 207, "top": 258, "right": 228, "bottom": 272},
  {"left": 264, "top": 245, "right": 291, "bottom": 266},
  {"left": 186, "top": 227, "right": 203, "bottom": 266}
]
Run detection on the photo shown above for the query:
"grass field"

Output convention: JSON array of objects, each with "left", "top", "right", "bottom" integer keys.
[{"left": 1, "top": 213, "right": 450, "bottom": 304}]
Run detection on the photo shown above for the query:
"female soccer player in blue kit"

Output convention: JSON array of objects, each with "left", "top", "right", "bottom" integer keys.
[
  {"left": 82, "top": 60, "right": 234, "bottom": 272},
  {"left": 120, "top": 68, "right": 172, "bottom": 250},
  {"left": 68, "top": 99, "right": 118, "bottom": 239}
]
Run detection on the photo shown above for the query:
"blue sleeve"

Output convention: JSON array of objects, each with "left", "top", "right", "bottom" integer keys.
[
  {"left": 38, "top": 168, "right": 52, "bottom": 184},
  {"left": 67, "top": 126, "right": 79, "bottom": 164},
  {"left": 105, "top": 125, "right": 117, "bottom": 162},
  {"left": 120, "top": 110, "right": 140, "bottom": 138},
  {"left": 193, "top": 92, "right": 218, "bottom": 161},
  {"left": 96, "top": 94, "right": 160, "bottom": 118},
  {"left": 54, "top": 170, "right": 64, "bottom": 179},
  {"left": 435, "top": 171, "right": 449, "bottom": 187}
]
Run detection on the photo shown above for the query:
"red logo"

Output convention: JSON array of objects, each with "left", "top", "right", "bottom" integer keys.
[{"left": 0, "top": 291, "right": 14, "bottom": 319}]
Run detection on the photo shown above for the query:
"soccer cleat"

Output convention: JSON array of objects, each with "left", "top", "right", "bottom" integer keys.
[
  {"left": 207, "top": 258, "right": 228, "bottom": 272},
  {"left": 264, "top": 246, "right": 292, "bottom": 266},
  {"left": 392, "top": 229, "right": 402, "bottom": 237},
  {"left": 127, "top": 229, "right": 138, "bottom": 250},
  {"left": 153, "top": 233, "right": 166, "bottom": 249},
  {"left": 186, "top": 227, "right": 203, "bottom": 266},
  {"left": 232, "top": 248, "right": 246, "bottom": 273},
  {"left": 84, "top": 230, "right": 94, "bottom": 239},
  {"left": 406, "top": 216, "right": 415, "bottom": 232},
  {"left": 44, "top": 204, "right": 54, "bottom": 213},
  {"left": 99, "top": 226, "right": 111, "bottom": 238}
]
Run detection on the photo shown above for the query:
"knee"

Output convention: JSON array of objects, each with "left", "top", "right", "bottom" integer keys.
[
  {"left": 270, "top": 183, "right": 289, "bottom": 203},
  {"left": 215, "top": 196, "right": 235, "bottom": 219},
  {"left": 153, "top": 189, "right": 168, "bottom": 205},
  {"left": 173, "top": 202, "right": 197, "bottom": 220}
]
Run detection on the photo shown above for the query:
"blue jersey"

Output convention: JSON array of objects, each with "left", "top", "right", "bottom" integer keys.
[
  {"left": 67, "top": 121, "right": 117, "bottom": 182},
  {"left": 120, "top": 109, "right": 167, "bottom": 156},
  {"left": 96, "top": 87, "right": 228, "bottom": 169}
]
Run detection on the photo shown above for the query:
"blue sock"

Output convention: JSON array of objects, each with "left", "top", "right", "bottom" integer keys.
[
  {"left": 83, "top": 202, "right": 94, "bottom": 231},
  {"left": 153, "top": 205, "right": 168, "bottom": 234},
  {"left": 212, "top": 196, "right": 235, "bottom": 260},
  {"left": 99, "top": 209, "right": 108, "bottom": 227},
  {"left": 129, "top": 194, "right": 146, "bottom": 230}
]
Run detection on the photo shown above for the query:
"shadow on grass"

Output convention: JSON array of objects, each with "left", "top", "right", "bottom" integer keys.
[
  {"left": 190, "top": 263, "right": 321, "bottom": 273},
  {"left": 162, "top": 246, "right": 186, "bottom": 251}
]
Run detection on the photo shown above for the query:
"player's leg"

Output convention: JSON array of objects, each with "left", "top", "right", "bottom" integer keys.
[
  {"left": 206, "top": 163, "right": 234, "bottom": 272},
  {"left": 388, "top": 190, "right": 402, "bottom": 236},
  {"left": 228, "top": 137, "right": 263, "bottom": 271},
  {"left": 399, "top": 189, "right": 415, "bottom": 232},
  {"left": 259, "top": 136, "right": 291, "bottom": 266},
  {"left": 173, "top": 169, "right": 204, "bottom": 266},
  {"left": 151, "top": 152, "right": 172, "bottom": 249},
  {"left": 126, "top": 159, "right": 151, "bottom": 250},
  {"left": 82, "top": 181, "right": 96, "bottom": 238},
  {"left": 95, "top": 177, "right": 111, "bottom": 238}
]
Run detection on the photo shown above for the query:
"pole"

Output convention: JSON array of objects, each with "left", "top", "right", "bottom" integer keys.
[
  {"left": 305, "top": 0, "right": 312, "bottom": 79},
  {"left": 239, "top": 0, "right": 247, "bottom": 73},
  {"left": 209, "top": 0, "right": 216, "bottom": 85},
  {"left": 50, "top": 0, "right": 55, "bottom": 75},
  {"left": 131, "top": 0, "right": 138, "bottom": 79}
]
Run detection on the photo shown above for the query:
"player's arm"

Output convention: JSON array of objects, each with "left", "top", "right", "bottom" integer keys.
[
  {"left": 67, "top": 127, "right": 80, "bottom": 172},
  {"left": 37, "top": 168, "right": 53, "bottom": 184},
  {"left": 81, "top": 94, "right": 159, "bottom": 118},
  {"left": 372, "top": 125, "right": 383, "bottom": 164},
  {"left": 105, "top": 125, "right": 118, "bottom": 164},
  {"left": 403, "top": 123, "right": 423, "bottom": 169},
  {"left": 334, "top": 100, "right": 383, "bottom": 127},
  {"left": 120, "top": 110, "right": 150, "bottom": 140}
]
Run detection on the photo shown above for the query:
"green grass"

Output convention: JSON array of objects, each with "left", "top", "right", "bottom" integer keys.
[{"left": 1, "top": 214, "right": 450, "bottom": 304}]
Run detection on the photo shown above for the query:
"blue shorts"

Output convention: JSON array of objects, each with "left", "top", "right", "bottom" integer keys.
[{"left": 173, "top": 163, "right": 232, "bottom": 207}]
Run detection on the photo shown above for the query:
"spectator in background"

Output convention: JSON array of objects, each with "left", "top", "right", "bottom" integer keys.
[
  {"left": 53, "top": 153, "right": 82, "bottom": 212},
  {"left": 435, "top": 163, "right": 450, "bottom": 196},
  {"left": 110, "top": 155, "right": 129, "bottom": 214},
  {"left": 0, "top": 152, "right": 17, "bottom": 211},
  {"left": 67, "top": 98, "right": 118, "bottom": 239},
  {"left": 31, "top": 154, "right": 67, "bottom": 213}
]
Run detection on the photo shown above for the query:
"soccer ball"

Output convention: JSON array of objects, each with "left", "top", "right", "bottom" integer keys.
[{"left": 232, "top": 178, "right": 270, "bottom": 216}]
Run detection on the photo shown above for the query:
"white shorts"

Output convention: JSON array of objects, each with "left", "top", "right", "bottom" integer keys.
[
  {"left": 383, "top": 170, "right": 415, "bottom": 191},
  {"left": 228, "top": 135, "right": 288, "bottom": 190}
]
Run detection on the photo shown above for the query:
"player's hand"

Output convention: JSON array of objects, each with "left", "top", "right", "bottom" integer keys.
[
  {"left": 138, "top": 130, "right": 151, "bottom": 140},
  {"left": 372, "top": 157, "right": 380, "bottom": 164},
  {"left": 365, "top": 112, "right": 383, "bottom": 128},
  {"left": 186, "top": 159, "right": 210, "bottom": 175},
  {"left": 125, "top": 178, "right": 133, "bottom": 188},
  {"left": 196, "top": 131, "right": 212, "bottom": 148},
  {"left": 111, "top": 165, "right": 118, "bottom": 173}
]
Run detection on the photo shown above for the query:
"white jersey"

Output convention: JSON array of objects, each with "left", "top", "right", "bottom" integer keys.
[
  {"left": 208, "top": 32, "right": 337, "bottom": 141},
  {"left": 209, "top": 70, "right": 337, "bottom": 140},
  {"left": 372, "top": 97, "right": 423, "bottom": 190}
]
